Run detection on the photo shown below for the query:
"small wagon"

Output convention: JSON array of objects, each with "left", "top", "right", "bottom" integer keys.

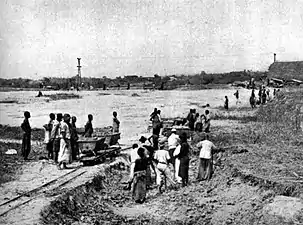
[{"left": 77, "top": 132, "right": 121, "bottom": 166}]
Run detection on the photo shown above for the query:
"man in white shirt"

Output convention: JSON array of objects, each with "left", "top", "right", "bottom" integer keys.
[
  {"left": 154, "top": 140, "right": 176, "bottom": 193},
  {"left": 168, "top": 128, "right": 180, "bottom": 168},
  {"left": 196, "top": 135, "right": 217, "bottom": 181},
  {"left": 125, "top": 143, "right": 139, "bottom": 190}
]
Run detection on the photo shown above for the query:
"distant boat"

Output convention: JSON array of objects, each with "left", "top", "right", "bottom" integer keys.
[{"left": 0, "top": 100, "right": 18, "bottom": 104}]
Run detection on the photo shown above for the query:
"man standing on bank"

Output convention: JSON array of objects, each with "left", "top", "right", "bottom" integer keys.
[
  {"left": 112, "top": 111, "right": 120, "bottom": 133},
  {"left": 224, "top": 96, "right": 229, "bottom": 110},
  {"left": 21, "top": 111, "right": 31, "bottom": 160}
]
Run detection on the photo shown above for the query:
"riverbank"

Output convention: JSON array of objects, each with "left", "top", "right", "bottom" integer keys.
[
  {"left": 39, "top": 88, "right": 302, "bottom": 224},
  {"left": 0, "top": 88, "right": 302, "bottom": 224}
]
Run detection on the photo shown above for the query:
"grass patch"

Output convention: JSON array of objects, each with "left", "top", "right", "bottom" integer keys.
[{"left": 0, "top": 125, "right": 44, "bottom": 141}]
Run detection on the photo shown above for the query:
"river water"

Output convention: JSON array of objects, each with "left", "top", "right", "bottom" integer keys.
[{"left": 0, "top": 89, "right": 252, "bottom": 143}]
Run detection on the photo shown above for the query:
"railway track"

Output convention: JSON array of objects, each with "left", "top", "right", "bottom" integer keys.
[
  {"left": 0, "top": 168, "right": 86, "bottom": 217},
  {"left": 0, "top": 145, "right": 132, "bottom": 218}
]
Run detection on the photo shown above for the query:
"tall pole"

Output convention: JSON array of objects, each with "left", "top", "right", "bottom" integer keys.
[{"left": 77, "top": 58, "right": 81, "bottom": 90}]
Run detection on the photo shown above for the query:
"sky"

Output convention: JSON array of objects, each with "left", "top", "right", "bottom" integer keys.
[{"left": 0, "top": 0, "right": 303, "bottom": 79}]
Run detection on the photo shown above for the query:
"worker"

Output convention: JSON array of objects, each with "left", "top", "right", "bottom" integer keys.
[
  {"left": 84, "top": 114, "right": 93, "bottom": 137},
  {"left": 196, "top": 134, "right": 218, "bottom": 181},
  {"left": 154, "top": 139, "right": 176, "bottom": 193}
]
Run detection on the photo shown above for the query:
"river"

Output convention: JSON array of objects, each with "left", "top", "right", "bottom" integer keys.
[{"left": 0, "top": 89, "right": 252, "bottom": 143}]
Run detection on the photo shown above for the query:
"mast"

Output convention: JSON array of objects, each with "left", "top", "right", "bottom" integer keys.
[{"left": 77, "top": 58, "right": 81, "bottom": 90}]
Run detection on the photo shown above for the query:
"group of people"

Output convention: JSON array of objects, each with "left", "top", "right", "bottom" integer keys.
[
  {"left": 126, "top": 108, "right": 218, "bottom": 204},
  {"left": 223, "top": 87, "right": 279, "bottom": 110},
  {"left": 185, "top": 108, "right": 211, "bottom": 133},
  {"left": 148, "top": 107, "right": 211, "bottom": 150},
  {"left": 21, "top": 111, "right": 120, "bottom": 170},
  {"left": 223, "top": 90, "right": 240, "bottom": 110},
  {"left": 43, "top": 113, "right": 82, "bottom": 169}
]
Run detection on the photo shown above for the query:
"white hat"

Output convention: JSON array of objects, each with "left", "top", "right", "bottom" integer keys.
[{"left": 171, "top": 128, "right": 177, "bottom": 132}]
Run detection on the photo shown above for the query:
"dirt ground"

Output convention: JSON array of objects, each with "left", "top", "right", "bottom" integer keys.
[{"left": 0, "top": 89, "right": 303, "bottom": 225}]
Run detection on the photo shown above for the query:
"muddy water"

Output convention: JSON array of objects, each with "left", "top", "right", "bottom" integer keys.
[{"left": 0, "top": 89, "right": 252, "bottom": 143}]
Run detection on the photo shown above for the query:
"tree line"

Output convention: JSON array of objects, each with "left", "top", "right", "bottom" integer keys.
[{"left": 0, "top": 71, "right": 267, "bottom": 90}]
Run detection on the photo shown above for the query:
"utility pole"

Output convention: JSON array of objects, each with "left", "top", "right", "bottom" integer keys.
[{"left": 77, "top": 58, "right": 81, "bottom": 91}]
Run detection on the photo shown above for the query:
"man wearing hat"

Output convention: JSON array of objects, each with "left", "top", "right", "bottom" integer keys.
[
  {"left": 154, "top": 138, "right": 176, "bottom": 193},
  {"left": 168, "top": 128, "right": 180, "bottom": 169}
]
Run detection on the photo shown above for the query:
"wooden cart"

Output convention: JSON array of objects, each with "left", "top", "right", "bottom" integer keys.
[{"left": 77, "top": 132, "right": 121, "bottom": 166}]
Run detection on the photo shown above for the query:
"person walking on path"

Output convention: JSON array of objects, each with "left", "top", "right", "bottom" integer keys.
[
  {"left": 21, "top": 111, "right": 31, "bottom": 160},
  {"left": 84, "top": 114, "right": 93, "bottom": 137},
  {"left": 224, "top": 96, "right": 229, "bottom": 110},
  {"left": 112, "top": 111, "right": 120, "bottom": 133},
  {"left": 51, "top": 113, "right": 63, "bottom": 163},
  {"left": 58, "top": 114, "right": 72, "bottom": 170},
  {"left": 43, "top": 113, "right": 55, "bottom": 160},
  {"left": 196, "top": 135, "right": 218, "bottom": 181},
  {"left": 132, "top": 147, "right": 149, "bottom": 204},
  {"left": 154, "top": 140, "right": 176, "bottom": 193},
  {"left": 175, "top": 133, "right": 190, "bottom": 187},
  {"left": 234, "top": 90, "right": 240, "bottom": 104},
  {"left": 70, "top": 116, "right": 79, "bottom": 160}
]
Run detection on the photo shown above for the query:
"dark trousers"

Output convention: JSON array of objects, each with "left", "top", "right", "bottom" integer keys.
[
  {"left": 152, "top": 126, "right": 161, "bottom": 136},
  {"left": 168, "top": 148, "right": 176, "bottom": 168},
  {"left": 71, "top": 140, "right": 79, "bottom": 160},
  {"left": 47, "top": 140, "right": 54, "bottom": 159},
  {"left": 53, "top": 138, "right": 60, "bottom": 162},
  {"left": 197, "top": 158, "right": 213, "bottom": 181},
  {"left": 21, "top": 133, "right": 31, "bottom": 159}
]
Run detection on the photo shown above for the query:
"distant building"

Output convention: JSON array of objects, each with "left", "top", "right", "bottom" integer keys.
[{"left": 268, "top": 61, "right": 303, "bottom": 81}]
